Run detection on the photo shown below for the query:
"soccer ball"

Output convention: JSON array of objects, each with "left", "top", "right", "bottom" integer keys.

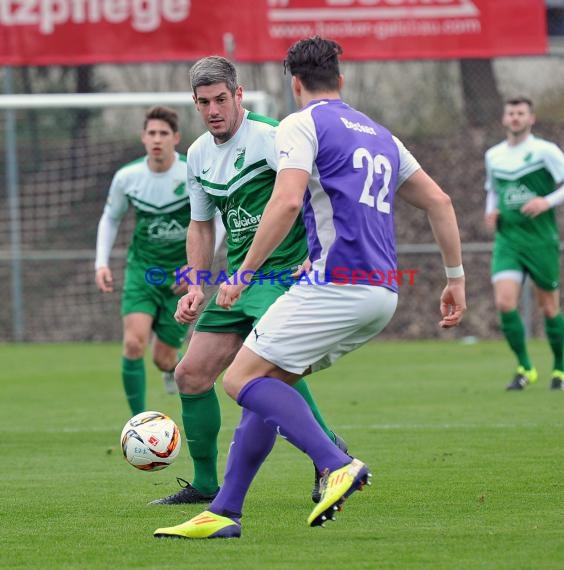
[{"left": 120, "top": 411, "right": 181, "bottom": 471}]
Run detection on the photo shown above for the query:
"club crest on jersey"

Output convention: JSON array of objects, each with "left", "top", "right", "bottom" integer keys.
[
  {"left": 234, "top": 148, "right": 246, "bottom": 171},
  {"left": 173, "top": 182, "right": 186, "bottom": 196}
]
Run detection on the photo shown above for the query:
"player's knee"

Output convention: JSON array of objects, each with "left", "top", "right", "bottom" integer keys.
[
  {"left": 495, "top": 297, "right": 516, "bottom": 313},
  {"left": 539, "top": 301, "right": 559, "bottom": 318},
  {"left": 534, "top": 289, "right": 559, "bottom": 318},
  {"left": 123, "top": 336, "right": 145, "bottom": 359},
  {"left": 174, "top": 360, "right": 213, "bottom": 394},
  {"left": 222, "top": 368, "right": 241, "bottom": 400},
  {"left": 173, "top": 358, "right": 189, "bottom": 387},
  {"left": 152, "top": 353, "right": 176, "bottom": 373}
]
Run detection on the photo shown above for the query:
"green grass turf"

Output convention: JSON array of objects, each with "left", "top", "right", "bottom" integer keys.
[{"left": 1, "top": 340, "right": 563, "bottom": 570}]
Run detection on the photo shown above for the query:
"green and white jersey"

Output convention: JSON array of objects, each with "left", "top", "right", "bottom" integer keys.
[
  {"left": 103, "top": 152, "right": 190, "bottom": 271},
  {"left": 187, "top": 110, "right": 307, "bottom": 277},
  {"left": 485, "top": 135, "right": 564, "bottom": 247}
]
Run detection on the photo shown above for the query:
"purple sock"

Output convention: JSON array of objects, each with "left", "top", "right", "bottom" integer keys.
[
  {"left": 238, "top": 376, "right": 350, "bottom": 473},
  {"left": 209, "top": 408, "right": 276, "bottom": 519}
]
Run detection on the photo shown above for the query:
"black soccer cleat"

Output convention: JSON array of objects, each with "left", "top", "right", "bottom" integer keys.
[
  {"left": 550, "top": 372, "right": 564, "bottom": 390},
  {"left": 149, "top": 477, "right": 219, "bottom": 505},
  {"left": 311, "top": 434, "right": 349, "bottom": 504},
  {"left": 506, "top": 374, "right": 527, "bottom": 390},
  {"left": 506, "top": 367, "right": 538, "bottom": 391}
]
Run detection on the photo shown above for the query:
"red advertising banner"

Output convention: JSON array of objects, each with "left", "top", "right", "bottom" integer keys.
[{"left": 0, "top": 0, "right": 547, "bottom": 66}]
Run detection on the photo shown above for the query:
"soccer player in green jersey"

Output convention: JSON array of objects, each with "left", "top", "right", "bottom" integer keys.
[
  {"left": 95, "top": 107, "right": 222, "bottom": 414},
  {"left": 484, "top": 96, "right": 564, "bottom": 390},
  {"left": 149, "top": 57, "right": 345, "bottom": 506}
]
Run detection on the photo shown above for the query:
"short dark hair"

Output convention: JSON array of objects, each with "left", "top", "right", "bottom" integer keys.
[
  {"left": 504, "top": 96, "right": 534, "bottom": 111},
  {"left": 284, "top": 36, "right": 343, "bottom": 92},
  {"left": 144, "top": 106, "right": 179, "bottom": 132},
  {"left": 189, "top": 56, "right": 238, "bottom": 96}
]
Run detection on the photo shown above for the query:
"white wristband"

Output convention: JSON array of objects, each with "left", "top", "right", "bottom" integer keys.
[{"left": 445, "top": 265, "right": 464, "bottom": 279}]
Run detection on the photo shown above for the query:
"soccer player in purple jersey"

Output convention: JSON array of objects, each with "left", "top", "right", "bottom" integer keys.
[{"left": 154, "top": 36, "right": 466, "bottom": 540}]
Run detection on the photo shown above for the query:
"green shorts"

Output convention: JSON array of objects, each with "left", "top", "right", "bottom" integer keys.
[
  {"left": 121, "top": 262, "right": 188, "bottom": 348},
  {"left": 491, "top": 238, "right": 560, "bottom": 291},
  {"left": 195, "top": 281, "right": 290, "bottom": 337}
]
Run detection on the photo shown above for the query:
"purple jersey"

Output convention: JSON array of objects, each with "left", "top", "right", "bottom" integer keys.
[{"left": 276, "top": 99, "right": 420, "bottom": 292}]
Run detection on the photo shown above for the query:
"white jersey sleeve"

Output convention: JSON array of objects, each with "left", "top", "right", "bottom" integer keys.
[
  {"left": 541, "top": 141, "right": 564, "bottom": 186},
  {"left": 392, "top": 136, "right": 421, "bottom": 187},
  {"left": 186, "top": 147, "right": 217, "bottom": 221},
  {"left": 95, "top": 211, "right": 120, "bottom": 269},
  {"left": 545, "top": 183, "right": 564, "bottom": 208},
  {"left": 95, "top": 170, "right": 129, "bottom": 269},
  {"left": 276, "top": 110, "right": 318, "bottom": 173},
  {"left": 484, "top": 149, "right": 493, "bottom": 193},
  {"left": 485, "top": 189, "right": 499, "bottom": 213},
  {"left": 264, "top": 125, "right": 279, "bottom": 171},
  {"left": 102, "top": 170, "right": 129, "bottom": 220}
]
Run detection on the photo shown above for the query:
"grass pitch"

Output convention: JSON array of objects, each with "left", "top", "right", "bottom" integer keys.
[{"left": 1, "top": 340, "right": 563, "bottom": 570}]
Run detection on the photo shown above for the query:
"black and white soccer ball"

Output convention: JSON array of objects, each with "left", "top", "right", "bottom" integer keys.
[{"left": 120, "top": 411, "right": 181, "bottom": 471}]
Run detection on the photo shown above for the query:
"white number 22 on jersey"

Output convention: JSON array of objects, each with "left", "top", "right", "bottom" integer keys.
[{"left": 353, "top": 147, "right": 392, "bottom": 214}]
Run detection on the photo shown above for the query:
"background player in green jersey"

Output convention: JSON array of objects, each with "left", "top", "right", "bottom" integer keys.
[
  {"left": 150, "top": 56, "right": 345, "bottom": 506},
  {"left": 95, "top": 107, "right": 194, "bottom": 413},
  {"left": 484, "top": 96, "right": 564, "bottom": 390}
]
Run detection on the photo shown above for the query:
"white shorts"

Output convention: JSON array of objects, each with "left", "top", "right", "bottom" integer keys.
[{"left": 243, "top": 282, "right": 398, "bottom": 375}]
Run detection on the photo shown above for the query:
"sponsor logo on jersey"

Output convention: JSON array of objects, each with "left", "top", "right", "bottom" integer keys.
[
  {"left": 226, "top": 206, "right": 261, "bottom": 242},
  {"left": 340, "top": 117, "right": 377, "bottom": 135},
  {"left": 253, "top": 328, "right": 265, "bottom": 342},
  {"left": 504, "top": 184, "right": 536, "bottom": 209},
  {"left": 147, "top": 218, "right": 186, "bottom": 241},
  {"left": 234, "top": 148, "right": 246, "bottom": 171},
  {"left": 523, "top": 152, "right": 533, "bottom": 163},
  {"left": 279, "top": 147, "right": 293, "bottom": 159}
]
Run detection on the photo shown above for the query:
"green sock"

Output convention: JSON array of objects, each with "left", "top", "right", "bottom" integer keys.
[
  {"left": 122, "top": 357, "right": 146, "bottom": 416},
  {"left": 294, "top": 378, "right": 336, "bottom": 443},
  {"left": 544, "top": 313, "right": 564, "bottom": 371},
  {"left": 180, "top": 388, "right": 221, "bottom": 495},
  {"left": 500, "top": 310, "right": 532, "bottom": 370}
]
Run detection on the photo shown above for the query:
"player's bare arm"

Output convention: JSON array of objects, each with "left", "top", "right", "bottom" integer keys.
[
  {"left": 95, "top": 266, "right": 114, "bottom": 293},
  {"left": 520, "top": 196, "right": 550, "bottom": 218},
  {"left": 217, "top": 168, "right": 308, "bottom": 309},
  {"left": 439, "top": 279, "right": 466, "bottom": 328},
  {"left": 95, "top": 210, "right": 122, "bottom": 294},
  {"left": 171, "top": 264, "right": 190, "bottom": 295},
  {"left": 484, "top": 210, "right": 499, "bottom": 231},
  {"left": 291, "top": 257, "right": 311, "bottom": 278},
  {"left": 483, "top": 187, "right": 500, "bottom": 231},
  {"left": 397, "top": 168, "right": 466, "bottom": 327},
  {"left": 174, "top": 219, "right": 215, "bottom": 324}
]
